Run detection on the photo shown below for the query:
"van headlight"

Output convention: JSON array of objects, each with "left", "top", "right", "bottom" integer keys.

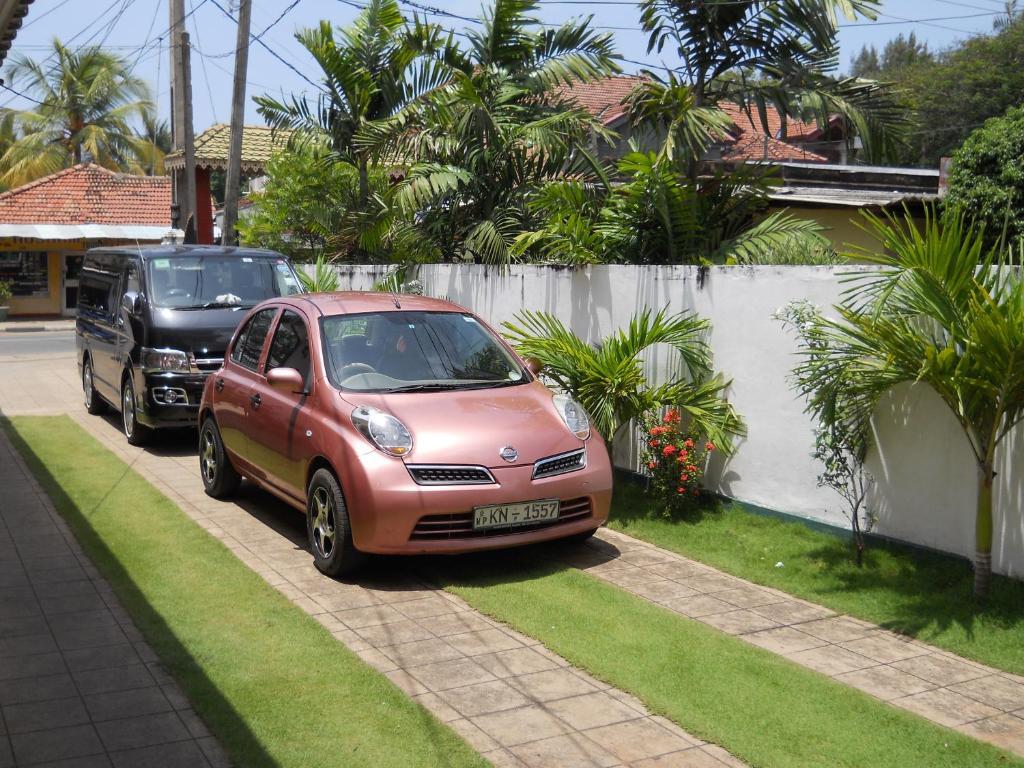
[
  {"left": 553, "top": 393, "right": 590, "bottom": 440},
  {"left": 141, "top": 347, "right": 190, "bottom": 373},
  {"left": 351, "top": 406, "right": 413, "bottom": 457}
]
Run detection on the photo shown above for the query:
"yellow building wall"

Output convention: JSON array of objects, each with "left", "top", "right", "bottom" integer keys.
[
  {"left": 770, "top": 206, "right": 928, "bottom": 259},
  {"left": 1, "top": 240, "right": 85, "bottom": 317}
]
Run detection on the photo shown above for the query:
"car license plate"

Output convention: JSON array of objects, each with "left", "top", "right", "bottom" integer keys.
[{"left": 473, "top": 499, "right": 560, "bottom": 531}]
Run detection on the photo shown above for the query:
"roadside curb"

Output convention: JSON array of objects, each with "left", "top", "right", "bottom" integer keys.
[{"left": 0, "top": 323, "right": 75, "bottom": 333}]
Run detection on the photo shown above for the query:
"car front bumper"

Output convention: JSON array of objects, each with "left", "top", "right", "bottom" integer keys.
[
  {"left": 135, "top": 370, "right": 208, "bottom": 429},
  {"left": 340, "top": 443, "right": 614, "bottom": 555}
]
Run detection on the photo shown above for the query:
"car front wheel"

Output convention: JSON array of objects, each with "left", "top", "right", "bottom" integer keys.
[
  {"left": 199, "top": 418, "right": 241, "bottom": 499},
  {"left": 121, "top": 375, "right": 149, "bottom": 446},
  {"left": 307, "top": 468, "right": 364, "bottom": 577}
]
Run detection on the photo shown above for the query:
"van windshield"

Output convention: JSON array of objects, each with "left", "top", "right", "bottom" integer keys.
[{"left": 147, "top": 255, "right": 302, "bottom": 309}]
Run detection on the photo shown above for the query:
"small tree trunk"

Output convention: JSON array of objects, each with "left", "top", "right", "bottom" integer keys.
[{"left": 974, "top": 465, "right": 994, "bottom": 601}]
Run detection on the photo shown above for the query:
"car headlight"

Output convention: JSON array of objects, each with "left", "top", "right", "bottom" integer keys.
[
  {"left": 351, "top": 406, "right": 413, "bottom": 457},
  {"left": 553, "top": 393, "right": 590, "bottom": 440},
  {"left": 141, "top": 347, "right": 190, "bottom": 373}
]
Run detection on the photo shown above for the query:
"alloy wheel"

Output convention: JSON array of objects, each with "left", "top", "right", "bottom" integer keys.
[
  {"left": 200, "top": 429, "right": 217, "bottom": 484},
  {"left": 83, "top": 364, "right": 93, "bottom": 409},
  {"left": 122, "top": 382, "right": 135, "bottom": 438},
  {"left": 311, "top": 487, "right": 336, "bottom": 559}
]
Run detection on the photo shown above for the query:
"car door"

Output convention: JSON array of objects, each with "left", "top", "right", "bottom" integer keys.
[
  {"left": 115, "top": 258, "right": 143, "bottom": 380},
  {"left": 78, "top": 258, "right": 121, "bottom": 403},
  {"left": 214, "top": 306, "right": 278, "bottom": 475},
  {"left": 247, "top": 308, "right": 316, "bottom": 502}
]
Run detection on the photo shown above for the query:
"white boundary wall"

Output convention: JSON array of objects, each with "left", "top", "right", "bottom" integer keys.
[{"left": 313, "top": 263, "right": 1024, "bottom": 576}]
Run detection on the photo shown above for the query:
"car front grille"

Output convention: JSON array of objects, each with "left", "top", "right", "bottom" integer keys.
[
  {"left": 532, "top": 449, "right": 586, "bottom": 479},
  {"left": 192, "top": 354, "right": 225, "bottom": 373},
  {"left": 407, "top": 465, "right": 496, "bottom": 485},
  {"left": 409, "top": 496, "right": 592, "bottom": 541}
]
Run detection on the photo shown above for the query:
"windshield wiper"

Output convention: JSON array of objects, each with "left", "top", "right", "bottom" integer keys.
[
  {"left": 201, "top": 300, "right": 245, "bottom": 309},
  {"left": 385, "top": 383, "right": 466, "bottom": 393}
]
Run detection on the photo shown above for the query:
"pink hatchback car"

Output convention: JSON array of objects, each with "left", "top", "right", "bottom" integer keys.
[{"left": 198, "top": 292, "right": 613, "bottom": 576}]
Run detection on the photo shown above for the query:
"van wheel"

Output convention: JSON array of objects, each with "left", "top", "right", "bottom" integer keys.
[
  {"left": 83, "top": 358, "right": 105, "bottom": 415},
  {"left": 307, "top": 468, "right": 364, "bottom": 577},
  {"left": 199, "top": 418, "right": 241, "bottom": 499},
  {"left": 121, "top": 375, "right": 149, "bottom": 446}
]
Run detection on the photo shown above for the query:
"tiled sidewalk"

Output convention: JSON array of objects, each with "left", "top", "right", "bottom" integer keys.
[
  {"left": 67, "top": 410, "right": 746, "bottom": 768},
  {"left": 558, "top": 528, "right": 1024, "bottom": 757},
  {"left": 0, "top": 429, "right": 229, "bottom": 768}
]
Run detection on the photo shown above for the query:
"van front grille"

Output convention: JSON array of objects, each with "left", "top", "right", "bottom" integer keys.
[
  {"left": 409, "top": 497, "right": 592, "bottom": 540},
  {"left": 192, "top": 354, "right": 225, "bottom": 373}
]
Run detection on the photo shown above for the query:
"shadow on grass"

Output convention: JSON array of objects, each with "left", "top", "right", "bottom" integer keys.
[
  {"left": 2, "top": 415, "right": 280, "bottom": 768},
  {"left": 610, "top": 475, "right": 1024, "bottom": 657}
]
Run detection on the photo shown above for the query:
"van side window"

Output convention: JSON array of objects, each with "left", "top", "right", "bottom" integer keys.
[
  {"left": 230, "top": 308, "right": 276, "bottom": 372},
  {"left": 79, "top": 271, "right": 117, "bottom": 318},
  {"left": 266, "top": 310, "right": 311, "bottom": 383},
  {"left": 124, "top": 261, "right": 141, "bottom": 295}
]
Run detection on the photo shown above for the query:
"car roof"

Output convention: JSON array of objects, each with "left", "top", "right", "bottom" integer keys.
[
  {"left": 286, "top": 291, "right": 470, "bottom": 316},
  {"left": 87, "top": 245, "right": 288, "bottom": 260}
]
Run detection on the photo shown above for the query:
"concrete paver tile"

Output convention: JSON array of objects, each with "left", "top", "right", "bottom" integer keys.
[
  {"left": 94, "top": 712, "right": 191, "bottom": 752},
  {"left": 331, "top": 603, "right": 406, "bottom": 629},
  {"left": 384, "top": 668, "right": 431, "bottom": 696},
  {"left": 446, "top": 629, "right": 526, "bottom": 657},
  {"left": 786, "top": 646, "right": 877, "bottom": 677},
  {"left": 794, "top": 616, "right": 876, "bottom": 644},
  {"left": 108, "top": 740, "right": 212, "bottom": 768},
  {"left": 3, "top": 696, "right": 91, "bottom": 734},
  {"left": 893, "top": 687, "right": 1002, "bottom": 727},
  {"left": 892, "top": 654, "right": 993, "bottom": 687},
  {"left": 545, "top": 692, "right": 644, "bottom": 731},
  {"left": 957, "top": 714, "right": 1024, "bottom": 754},
  {"left": 413, "top": 691, "right": 463, "bottom": 722},
  {"left": 83, "top": 688, "right": 175, "bottom": 722},
  {"left": 700, "top": 610, "right": 782, "bottom": 636},
  {"left": 436, "top": 680, "right": 532, "bottom": 717},
  {"left": 0, "top": 673, "right": 80, "bottom": 706},
  {"left": 472, "top": 704, "right": 572, "bottom": 747},
  {"left": 507, "top": 668, "right": 600, "bottom": 702},
  {"left": 447, "top": 718, "right": 501, "bottom": 752},
  {"left": 584, "top": 718, "right": 695, "bottom": 763},
  {"left": 835, "top": 665, "right": 936, "bottom": 701},
  {"left": 10, "top": 724, "right": 105, "bottom": 765},
  {"left": 660, "top": 594, "right": 734, "bottom": 618},
  {"left": 0, "top": 652, "right": 66, "bottom": 682},
  {"left": 378, "top": 638, "right": 463, "bottom": 667},
  {"left": 354, "top": 619, "right": 435, "bottom": 646},
  {"left": 421, "top": 612, "right": 496, "bottom": 637},
  {"left": 510, "top": 733, "right": 620, "bottom": 767},
  {"left": 748, "top": 600, "right": 834, "bottom": 625},
  {"left": 742, "top": 626, "right": 826, "bottom": 654},
  {"left": 475, "top": 647, "right": 563, "bottom": 679},
  {"left": 409, "top": 657, "right": 498, "bottom": 691},
  {"left": 714, "top": 587, "right": 786, "bottom": 610},
  {"left": 72, "top": 664, "right": 156, "bottom": 696},
  {"left": 838, "top": 633, "right": 930, "bottom": 664},
  {"left": 631, "top": 747, "right": 734, "bottom": 767},
  {"left": 950, "top": 674, "right": 1024, "bottom": 712}
]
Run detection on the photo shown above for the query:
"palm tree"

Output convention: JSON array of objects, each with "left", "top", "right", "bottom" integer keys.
[
  {"left": 0, "top": 39, "right": 153, "bottom": 186},
  {"left": 133, "top": 114, "right": 171, "bottom": 176},
  {"left": 789, "top": 208, "right": 1024, "bottom": 600},
  {"left": 635, "top": 0, "right": 909, "bottom": 165},
  {"left": 357, "top": 0, "right": 620, "bottom": 265},
  {"left": 255, "top": 0, "right": 460, "bottom": 206},
  {"left": 503, "top": 308, "right": 745, "bottom": 453}
]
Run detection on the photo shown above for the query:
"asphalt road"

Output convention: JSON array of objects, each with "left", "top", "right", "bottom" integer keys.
[{"left": 0, "top": 331, "right": 75, "bottom": 358}]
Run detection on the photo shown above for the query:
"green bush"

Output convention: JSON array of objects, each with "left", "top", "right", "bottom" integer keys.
[{"left": 0, "top": 280, "right": 12, "bottom": 305}]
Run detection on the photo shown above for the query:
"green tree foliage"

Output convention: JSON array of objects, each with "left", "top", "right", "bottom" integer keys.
[
  {"left": 255, "top": 0, "right": 459, "bottom": 207},
  {"left": 237, "top": 146, "right": 434, "bottom": 263},
  {"left": 0, "top": 39, "right": 154, "bottom": 186},
  {"left": 850, "top": 33, "right": 932, "bottom": 79},
  {"left": 635, "top": 0, "right": 909, "bottom": 164},
  {"left": 503, "top": 308, "right": 744, "bottom": 451},
  {"left": 945, "top": 105, "right": 1024, "bottom": 250},
  {"left": 358, "top": 0, "right": 619, "bottom": 265},
  {"left": 787, "top": 207, "right": 1024, "bottom": 599}
]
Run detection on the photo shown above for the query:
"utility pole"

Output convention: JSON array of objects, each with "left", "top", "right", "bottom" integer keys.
[
  {"left": 221, "top": 0, "right": 252, "bottom": 246},
  {"left": 169, "top": 0, "right": 197, "bottom": 239}
]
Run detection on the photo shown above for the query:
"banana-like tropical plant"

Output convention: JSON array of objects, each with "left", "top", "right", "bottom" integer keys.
[
  {"left": 503, "top": 308, "right": 745, "bottom": 453},
  {"left": 1, "top": 40, "right": 154, "bottom": 185},
  {"left": 636, "top": 0, "right": 910, "bottom": 164},
  {"left": 357, "top": 0, "right": 620, "bottom": 265},
  {"left": 789, "top": 207, "right": 1024, "bottom": 599}
]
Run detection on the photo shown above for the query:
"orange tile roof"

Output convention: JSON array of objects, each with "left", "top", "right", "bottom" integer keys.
[
  {"left": 555, "top": 75, "right": 831, "bottom": 163},
  {"left": 0, "top": 164, "right": 174, "bottom": 226}
]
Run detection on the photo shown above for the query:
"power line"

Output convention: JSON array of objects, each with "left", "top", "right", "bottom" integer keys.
[{"left": 189, "top": 0, "right": 220, "bottom": 122}]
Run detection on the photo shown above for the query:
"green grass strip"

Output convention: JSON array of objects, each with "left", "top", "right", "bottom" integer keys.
[
  {"left": 437, "top": 552, "right": 1022, "bottom": 768},
  {"left": 6, "top": 415, "right": 486, "bottom": 768},
  {"left": 610, "top": 482, "right": 1024, "bottom": 676}
]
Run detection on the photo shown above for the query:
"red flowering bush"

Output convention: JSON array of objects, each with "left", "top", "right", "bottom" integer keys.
[{"left": 641, "top": 409, "right": 714, "bottom": 516}]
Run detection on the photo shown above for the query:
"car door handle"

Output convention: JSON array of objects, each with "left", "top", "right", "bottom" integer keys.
[
  {"left": 215, "top": 377, "right": 224, "bottom": 392},
  {"left": 250, "top": 393, "right": 262, "bottom": 410}
]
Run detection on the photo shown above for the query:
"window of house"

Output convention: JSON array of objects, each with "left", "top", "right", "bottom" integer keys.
[
  {"left": 230, "top": 308, "right": 276, "bottom": 372},
  {"left": 0, "top": 252, "right": 49, "bottom": 297}
]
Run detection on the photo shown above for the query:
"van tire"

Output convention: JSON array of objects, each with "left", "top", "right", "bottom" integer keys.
[
  {"left": 83, "top": 358, "right": 106, "bottom": 415},
  {"left": 307, "top": 468, "right": 364, "bottom": 577},
  {"left": 121, "top": 374, "right": 149, "bottom": 446},
  {"left": 199, "top": 417, "right": 241, "bottom": 498}
]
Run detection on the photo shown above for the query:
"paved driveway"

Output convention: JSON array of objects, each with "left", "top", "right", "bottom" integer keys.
[{"left": 0, "top": 344, "right": 746, "bottom": 768}]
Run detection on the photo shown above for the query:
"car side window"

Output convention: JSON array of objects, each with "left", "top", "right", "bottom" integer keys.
[
  {"left": 230, "top": 308, "right": 276, "bottom": 372},
  {"left": 79, "top": 271, "right": 118, "bottom": 319},
  {"left": 265, "top": 310, "right": 311, "bottom": 383},
  {"left": 124, "top": 261, "right": 141, "bottom": 295}
]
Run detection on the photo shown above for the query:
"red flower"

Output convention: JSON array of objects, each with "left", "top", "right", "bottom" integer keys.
[
  {"left": 676, "top": 455, "right": 685, "bottom": 464},
  {"left": 647, "top": 461, "right": 657, "bottom": 470},
  {"left": 680, "top": 473, "right": 689, "bottom": 482},
  {"left": 679, "top": 450, "right": 688, "bottom": 461},
  {"left": 648, "top": 439, "right": 660, "bottom": 448},
  {"left": 705, "top": 442, "right": 715, "bottom": 452},
  {"left": 663, "top": 409, "right": 680, "bottom": 424},
  {"left": 676, "top": 486, "right": 685, "bottom": 494},
  {"left": 662, "top": 445, "right": 677, "bottom": 457},
  {"left": 684, "top": 438, "right": 695, "bottom": 449},
  {"left": 687, "top": 464, "right": 698, "bottom": 474}
]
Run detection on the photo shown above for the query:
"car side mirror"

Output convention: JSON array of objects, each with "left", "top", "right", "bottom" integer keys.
[
  {"left": 524, "top": 357, "right": 543, "bottom": 377},
  {"left": 267, "top": 367, "right": 306, "bottom": 394},
  {"left": 121, "top": 292, "right": 141, "bottom": 316}
]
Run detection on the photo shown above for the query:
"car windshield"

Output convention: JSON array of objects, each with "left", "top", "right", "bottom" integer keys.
[
  {"left": 323, "top": 311, "right": 527, "bottom": 392},
  {"left": 146, "top": 255, "right": 302, "bottom": 309}
]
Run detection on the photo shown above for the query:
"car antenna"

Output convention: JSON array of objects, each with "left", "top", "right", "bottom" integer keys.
[{"left": 391, "top": 293, "right": 401, "bottom": 309}]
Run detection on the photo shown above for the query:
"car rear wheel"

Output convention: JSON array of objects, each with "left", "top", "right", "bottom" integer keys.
[
  {"left": 83, "top": 358, "right": 105, "bottom": 415},
  {"left": 307, "top": 468, "right": 364, "bottom": 577},
  {"left": 199, "top": 418, "right": 241, "bottom": 499},
  {"left": 121, "top": 375, "right": 149, "bottom": 446}
]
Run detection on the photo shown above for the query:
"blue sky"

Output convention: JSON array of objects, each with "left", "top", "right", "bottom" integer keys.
[{"left": 1, "top": 0, "right": 1010, "bottom": 130}]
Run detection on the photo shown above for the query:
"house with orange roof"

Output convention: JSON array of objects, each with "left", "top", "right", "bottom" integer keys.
[{"left": 0, "top": 164, "right": 183, "bottom": 317}]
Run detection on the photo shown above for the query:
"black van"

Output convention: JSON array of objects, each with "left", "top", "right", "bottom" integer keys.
[{"left": 76, "top": 245, "right": 304, "bottom": 445}]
